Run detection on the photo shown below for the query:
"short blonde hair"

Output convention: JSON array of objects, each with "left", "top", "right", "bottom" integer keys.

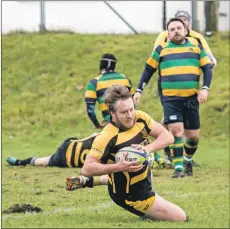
[{"left": 104, "top": 85, "right": 132, "bottom": 112}]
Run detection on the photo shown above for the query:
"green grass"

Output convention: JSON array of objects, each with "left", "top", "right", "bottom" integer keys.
[{"left": 2, "top": 32, "right": 230, "bottom": 228}]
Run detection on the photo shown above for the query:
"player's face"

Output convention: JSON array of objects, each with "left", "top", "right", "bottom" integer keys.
[
  {"left": 168, "top": 21, "right": 186, "bottom": 44},
  {"left": 111, "top": 98, "right": 135, "bottom": 130},
  {"left": 177, "top": 16, "right": 190, "bottom": 30}
]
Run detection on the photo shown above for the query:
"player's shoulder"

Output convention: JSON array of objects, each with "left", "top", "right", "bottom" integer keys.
[
  {"left": 95, "top": 74, "right": 102, "bottom": 80},
  {"left": 189, "top": 30, "right": 204, "bottom": 39},
  {"left": 162, "top": 40, "right": 171, "bottom": 48},
  {"left": 116, "top": 71, "right": 127, "bottom": 78},
  {"left": 79, "top": 134, "right": 98, "bottom": 142},
  {"left": 158, "top": 30, "right": 168, "bottom": 39},
  {"left": 187, "top": 37, "right": 199, "bottom": 46},
  {"left": 154, "top": 42, "right": 168, "bottom": 54},
  {"left": 135, "top": 110, "right": 154, "bottom": 122},
  {"left": 94, "top": 123, "right": 119, "bottom": 142},
  {"left": 155, "top": 31, "right": 168, "bottom": 46},
  {"left": 89, "top": 74, "right": 101, "bottom": 85},
  {"left": 153, "top": 31, "right": 168, "bottom": 51}
]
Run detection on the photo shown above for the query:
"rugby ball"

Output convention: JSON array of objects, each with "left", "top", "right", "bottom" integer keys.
[{"left": 115, "top": 146, "right": 147, "bottom": 165}]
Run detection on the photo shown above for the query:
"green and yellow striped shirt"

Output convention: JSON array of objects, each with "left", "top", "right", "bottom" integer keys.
[{"left": 147, "top": 39, "right": 211, "bottom": 98}]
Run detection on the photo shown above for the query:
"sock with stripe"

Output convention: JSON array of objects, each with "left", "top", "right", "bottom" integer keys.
[
  {"left": 87, "top": 175, "right": 108, "bottom": 187},
  {"left": 164, "top": 146, "right": 172, "bottom": 162},
  {"left": 93, "top": 176, "right": 101, "bottom": 186},
  {"left": 154, "top": 152, "right": 161, "bottom": 162},
  {"left": 85, "top": 176, "right": 94, "bottom": 188},
  {"left": 18, "top": 157, "right": 34, "bottom": 166},
  {"left": 172, "top": 137, "right": 184, "bottom": 171},
  {"left": 184, "top": 138, "right": 199, "bottom": 164}
]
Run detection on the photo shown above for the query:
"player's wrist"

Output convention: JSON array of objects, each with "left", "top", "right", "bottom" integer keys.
[
  {"left": 135, "top": 89, "right": 142, "bottom": 94},
  {"left": 142, "top": 146, "right": 150, "bottom": 154},
  {"left": 114, "top": 163, "right": 123, "bottom": 172},
  {"left": 202, "top": 86, "right": 210, "bottom": 91}
]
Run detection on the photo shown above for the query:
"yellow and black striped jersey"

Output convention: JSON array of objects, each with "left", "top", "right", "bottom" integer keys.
[
  {"left": 65, "top": 135, "right": 97, "bottom": 168},
  {"left": 88, "top": 110, "right": 155, "bottom": 197}
]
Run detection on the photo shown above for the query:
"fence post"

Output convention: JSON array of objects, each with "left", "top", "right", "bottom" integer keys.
[
  {"left": 39, "top": 0, "right": 46, "bottom": 32},
  {"left": 163, "top": 1, "right": 167, "bottom": 30},
  {"left": 205, "top": 0, "right": 218, "bottom": 34},
  {"left": 191, "top": 0, "right": 199, "bottom": 31}
]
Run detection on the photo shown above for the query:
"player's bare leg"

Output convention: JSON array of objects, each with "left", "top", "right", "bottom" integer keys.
[
  {"left": 145, "top": 193, "right": 187, "bottom": 221},
  {"left": 7, "top": 156, "right": 51, "bottom": 166},
  {"left": 33, "top": 156, "right": 52, "bottom": 166}
]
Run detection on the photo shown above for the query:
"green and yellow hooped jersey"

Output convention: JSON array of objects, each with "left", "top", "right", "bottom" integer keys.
[
  {"left": 148, "top": 39, "right": 211, "bottom": 98},
  {"left": 85, "top": 71, "right": 134, "bottom": 121}
]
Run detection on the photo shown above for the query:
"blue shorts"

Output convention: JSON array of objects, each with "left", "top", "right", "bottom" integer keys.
[
  {"left": 48, "top": 137, "right": 78, "bottom": 167},
  {"left": 163, "top": 99, "right": 200, "bottom": 130}
]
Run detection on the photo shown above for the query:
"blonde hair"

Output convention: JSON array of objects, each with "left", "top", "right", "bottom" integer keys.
[{"left": 104, "top": 85, "right": 132, "bottom": 112}]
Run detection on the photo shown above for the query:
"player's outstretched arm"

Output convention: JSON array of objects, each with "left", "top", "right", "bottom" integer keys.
[{"left": 81, "top": 154, "right": 143, "bottom": 176}]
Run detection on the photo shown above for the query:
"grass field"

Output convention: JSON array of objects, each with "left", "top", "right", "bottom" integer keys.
[{"left": 2, "top": 32, "right": 230, "bottom": 228}]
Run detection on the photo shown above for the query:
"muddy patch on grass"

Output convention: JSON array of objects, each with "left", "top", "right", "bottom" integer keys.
[{"left": 3, "top": 204, "right": 42, "bottom": 214}]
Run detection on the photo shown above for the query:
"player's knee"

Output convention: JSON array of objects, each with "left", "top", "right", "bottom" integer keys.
[
  {"left": 169, "top": 126, "right": 183, "bottom": 137},
  {"left": 189, "top": 136, "right": 200, "bottom": 142},
  {"left": 165, "top": 206, "right": 187, "bottom": 221},
  {"left": 185, "top": 129, "right": 200, "bottom": 140},
  {"left": 177, "top": 209, "right": 187, "bottom": 221}
]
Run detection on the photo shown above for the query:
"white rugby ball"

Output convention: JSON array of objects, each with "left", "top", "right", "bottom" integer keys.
[{"left": 115, "top": 146, "right": 147, "bottom": 165}]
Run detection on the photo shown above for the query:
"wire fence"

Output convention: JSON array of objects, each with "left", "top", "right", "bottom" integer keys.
[{"left": 2, "top": 1, "right": 230, "bottom": 34}]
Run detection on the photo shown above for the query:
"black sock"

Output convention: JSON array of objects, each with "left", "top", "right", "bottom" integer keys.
[
  {"left": 86, "top": 176, "right": 94, "bottom": 188},
  {"left": 18, "top": 157, "right": 33, "bottom": 166},
  {"left": 164, "top": 146, "right": 172, "bottom": 162},
  {"left": 14, "top": 160, "right": 21, "bottom": 166}
]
